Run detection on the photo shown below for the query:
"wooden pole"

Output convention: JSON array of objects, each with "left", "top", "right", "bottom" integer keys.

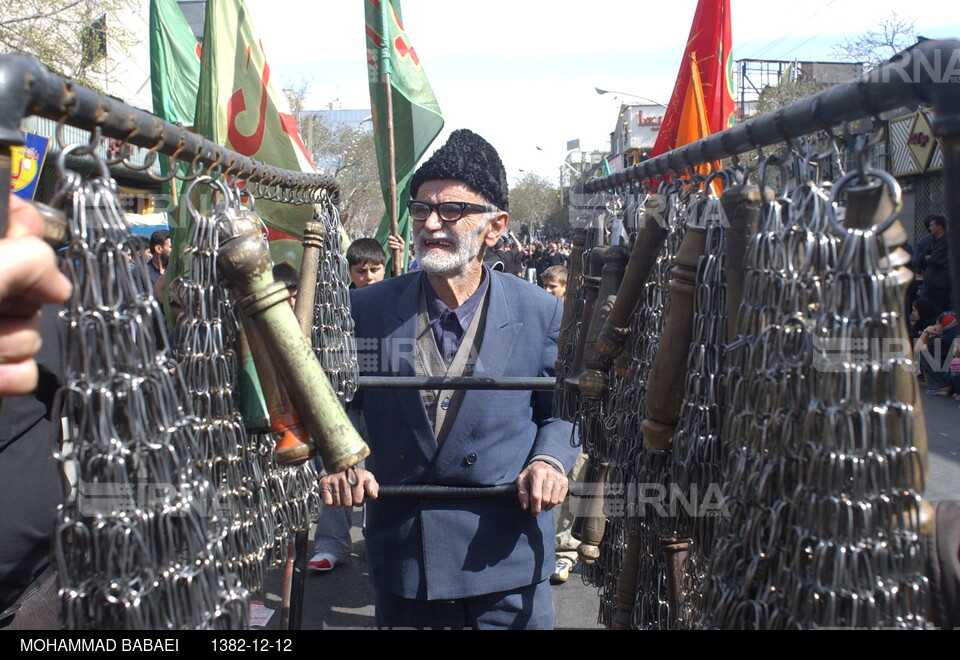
[
  {"left": 381, "top": 3, "right": 402, "bottom": 277},
  {"left": 384, "top": 73, "right": 402, "bottom": 277}
]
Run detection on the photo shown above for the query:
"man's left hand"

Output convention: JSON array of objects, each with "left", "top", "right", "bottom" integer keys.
[
  {"left": 387, "top": 234, "right": 405, "bottom": 254},
  {"left": 517, "top": 461, "right": 568, "bottom": 516}
]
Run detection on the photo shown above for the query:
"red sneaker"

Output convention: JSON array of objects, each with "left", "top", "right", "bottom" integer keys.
[{"left": 307, "top": 553, "right": 340, "bottom": 572}]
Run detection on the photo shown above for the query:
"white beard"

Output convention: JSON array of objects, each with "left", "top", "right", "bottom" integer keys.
[{"left": 415, "top": 221, "right": 487, "bottom": 276}]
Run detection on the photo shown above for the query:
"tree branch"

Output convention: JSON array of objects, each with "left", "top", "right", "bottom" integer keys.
[{"left": 0, "top": 1, "right": 86, "bottom": 28}]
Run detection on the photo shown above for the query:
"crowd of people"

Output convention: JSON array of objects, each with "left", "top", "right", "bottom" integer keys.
[{"left": 483, "top": 236, "right": 572, "bottom": 284}]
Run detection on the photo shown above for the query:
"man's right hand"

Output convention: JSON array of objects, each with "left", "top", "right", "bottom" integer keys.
[{"left": 319, "top": 467, "right": 379, "bottom": 507}]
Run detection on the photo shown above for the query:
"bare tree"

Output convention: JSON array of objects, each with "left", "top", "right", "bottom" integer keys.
[
  {"left": 331, "top": 124, "right": 383, "bottom": 238},
  {"left": 832, "top": 11, "right": 917, "bottom": 67},
  {"left": 283, "top": 82, "right": 383, "bottom": 237},
  {"left": 0, "top": 1, "right": 134, "bottom": 92},
  {"left": 282, "top": 76, "right": 313, "bottom": 125}
]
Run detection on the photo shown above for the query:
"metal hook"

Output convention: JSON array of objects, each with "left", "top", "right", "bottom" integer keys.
[
  {"left": 827, "top": 167, "right": 903, "bottom": 236},
  {"left": 204, "top": 149, "right": 224, "bottom": 178},
  {"left": 87, "top": 124, "right": 103, "bottom": 151},
  {"left": 182, "top": 174, "right": 230, "bottom": 221},
  {"left": 704, "top": 167, "right": 731, "bottom": 196},
  {"left": 174, "top": 146, "right": 208, "bottom": 183},
  {"left": 141, "top": 126, "right": 191, "bottom": 182},
  {"left": 221, "top": 153, "right": 244, "bottom": 183},
  {"left": 55, "top": 121, "right": 103, "bottom": 158},
  {"left": 103, "top": 126, "right": 139, "bottom": 168},
  {"left": 758, "top": 151, "right": 791, "bottom": 200},
  {"left": 57, "top": 140, "right": 112, "bottom": 182}
]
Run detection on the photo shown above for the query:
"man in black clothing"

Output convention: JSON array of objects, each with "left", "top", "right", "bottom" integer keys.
[
  {"left": 0, "top": 196, "right": 72, "bottom": 629},
  {"left": 912, "top": 216, "right": 937, "bottom": 274},
  {"left": 145, "top": 229, "right": 171, "bottom": 287},
  {"left": 920, "top": 216, "right": 952, "bottom": 313}
]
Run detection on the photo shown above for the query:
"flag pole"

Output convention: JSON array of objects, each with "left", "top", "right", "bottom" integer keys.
[{"left": 381, "top": 2, "right": 402, "bottom": 276}]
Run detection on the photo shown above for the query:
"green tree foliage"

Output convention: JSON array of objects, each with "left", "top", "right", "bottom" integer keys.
[
  {"left": 0, "top": 1, "right": 133, "bottom": 92},
  {"left": 755, "top": 77, "right": 832, "bottom": 116},
  {"left": 508, "top": 172, "right": 564, "bottom": 238}
]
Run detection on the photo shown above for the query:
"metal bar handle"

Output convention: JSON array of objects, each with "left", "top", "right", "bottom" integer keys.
[
  {"left": 0, "top": 53, "right": 340, "bottom": 197},
  {"left": 378, "top": 483, "right": 590, "bottom": 499},
  {"left": 378, "top": 484, "right": 520, "bottom": 499},
  {"left": 357, "top": 376, "right": 556, "bottom": 391}
]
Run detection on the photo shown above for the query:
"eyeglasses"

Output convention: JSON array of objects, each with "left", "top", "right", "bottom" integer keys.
[{"left": 407, "top": 200, "right": 498, "bottom": 222}]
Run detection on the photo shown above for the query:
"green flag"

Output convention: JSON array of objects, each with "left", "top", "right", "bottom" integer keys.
[
  {"left": 149, "top": 0, "right": 201, "bottom": 128},
  {"left": 194, "top": 0, "right": 316, "bottom": 239},
  {"left": 365, "top": 0, "right": 443, "bottom": 274},
  {"left": 149, "top": 0, "right": 201, "bottom": 229},
  {"left": 149, "top": 0, "right": 202, "bottom": 321}
]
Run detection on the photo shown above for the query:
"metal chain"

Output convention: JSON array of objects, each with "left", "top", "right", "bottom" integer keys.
[
  {"left": 586, "top": 185, "right": 688, "bottom": 629},
  {"left": 698, "top": 157, "right": 932, "bottom": 629},
  {"left": 256, "top": 430, "right": 322, "bottom": 555},
  {"left": 698, "top": 174, "right": 833, "bottom": 629},
  {"left": 52, "top": 146, "right": 248, "bottom": 629},
  {"left": 173, "top": 177, "right": 275, "bottom": 595},
  {"left": 555, "top": 217, "right": 601, "bottom": 423},
  {"left": 309, "top": 197, "right": 359, "bottom": 404},
  {"left": 669, "top": 192, "right": 729, "bottom": 628},
  {"left": 625, "top": 186, "right": 696, "bottom": 631}
]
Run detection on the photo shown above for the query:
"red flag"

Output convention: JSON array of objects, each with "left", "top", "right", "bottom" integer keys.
[{"left": 651, "top": 0, "right": 735, "bottom": 158}]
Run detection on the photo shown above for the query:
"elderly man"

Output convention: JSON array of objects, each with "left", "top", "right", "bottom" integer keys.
[{"left": 320, "top": 129, "right": 577, "bottom": 629}]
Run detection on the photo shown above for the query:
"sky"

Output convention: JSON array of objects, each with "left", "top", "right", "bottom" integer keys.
[{"left": 247, "top": 0, "right": 960, "bottom": 184}]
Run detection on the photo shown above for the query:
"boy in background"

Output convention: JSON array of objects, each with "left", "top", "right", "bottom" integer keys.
[
  {"left": 272, "top": 262, "right": 300, "bottom": 309},
  {"left": 542, "top": 265, "right": 568, "bottom": 300},
  {"left": 347, "top": 238, "right": 387, "bottom": 289},
  {"left": 541, "top": 264, "right": 583, "bottom": 584}
]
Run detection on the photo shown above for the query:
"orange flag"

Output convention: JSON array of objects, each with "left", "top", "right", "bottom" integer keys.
[{"left": 677, "top": 53, "right": 721, "bottom": 181}]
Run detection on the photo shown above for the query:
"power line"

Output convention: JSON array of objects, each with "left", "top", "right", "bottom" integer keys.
[
  {"left": 748, "top": 0, "right": 836, "bottom": 59},
  {"left": 772, "top": 23, "right": 837, "bottom": 61}
]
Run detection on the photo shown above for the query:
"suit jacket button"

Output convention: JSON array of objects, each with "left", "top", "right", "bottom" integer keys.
[
  {"left": 465, "top": 452, "right": 478, "bottom": 465},
  {"left": 397, "top": 449, "right": 407, "bottom": 461},
  {"left": 440, "top": 397, "right": 451, "bottom": 410}
]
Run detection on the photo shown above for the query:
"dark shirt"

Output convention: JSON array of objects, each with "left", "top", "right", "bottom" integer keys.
[
  {"left": 423, "top": 269, "right": 490, "bottom": 367},
  {"left": 913, "top": 233, "right": 936, "bottom": 272},
  {"left": 925, "top": 234, "right": 950, "bottom": 289},
  {"left": 537, "top": 252, "right": 567, "bottom": 274},
  {"left": 146, "top": 259, "right": 162, "bottom": 288},
  {"left": 0, "top": 305, "right": 66, "bottom": 612},
  {"left": 499, "top": 248, "right": 524, "bottom": 277}
]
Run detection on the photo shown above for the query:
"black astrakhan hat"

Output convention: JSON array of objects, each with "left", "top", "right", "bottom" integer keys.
[{"left": 410, "top": 129, "right": 509, "bottom": 211}]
